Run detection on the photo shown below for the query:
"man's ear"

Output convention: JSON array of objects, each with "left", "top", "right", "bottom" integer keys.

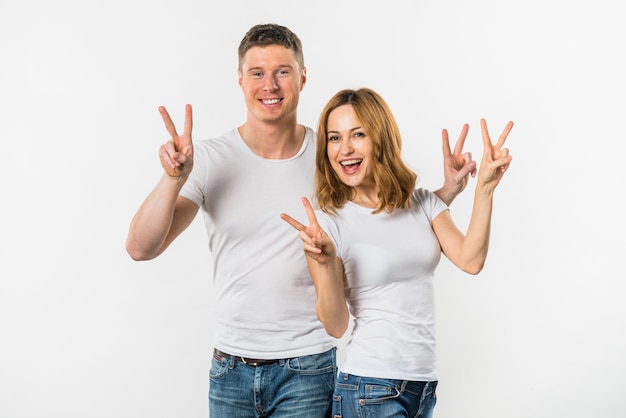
[{"left": 300, "top": 67, "right": 307, "bottom": 91}]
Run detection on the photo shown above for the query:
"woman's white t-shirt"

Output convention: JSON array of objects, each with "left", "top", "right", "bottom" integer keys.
[{"left": 317, "top": 188, "right": 448, "bottom": 381}]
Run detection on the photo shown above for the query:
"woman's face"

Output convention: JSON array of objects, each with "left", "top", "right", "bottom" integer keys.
[{"left": 326, "top": 104, "right": 376, "bottom": 190}]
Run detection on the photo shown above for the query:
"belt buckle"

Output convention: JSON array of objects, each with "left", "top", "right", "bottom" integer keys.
[{"left": 240, "top": 357, "right": 268, "bottom": 366}]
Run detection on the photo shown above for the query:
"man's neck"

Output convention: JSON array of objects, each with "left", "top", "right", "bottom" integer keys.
[{"left": 238, "top": 118, "right": 305, "bottom": 159}]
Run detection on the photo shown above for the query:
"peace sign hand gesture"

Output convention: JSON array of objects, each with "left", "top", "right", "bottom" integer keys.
[
  {"left": 477, "top": 118, "right": 514, "bottom": 190},
  {"left": 281, "top": 198, "right": 348, "bottom": 338},
  {"left": 158, "top": 104, "right": 194, "bottom": 179},
  {"left": 280, "top": 197, "right": 336, "bottom": 266},
  {"left": 440, "top": 123, "right": 477, "bottom": 197}
]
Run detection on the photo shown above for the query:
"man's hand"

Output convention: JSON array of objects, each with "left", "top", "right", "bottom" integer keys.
[
  {"left": 435, "top": 123, "right": 477, "bottom": 205},
  {"left": 158, "top": 104, "right": 194, "bottom": 179}
]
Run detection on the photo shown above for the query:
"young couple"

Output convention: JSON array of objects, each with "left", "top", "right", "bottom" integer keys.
[{"left": 127, "top": 23, "right": 513, "bottom": 418}]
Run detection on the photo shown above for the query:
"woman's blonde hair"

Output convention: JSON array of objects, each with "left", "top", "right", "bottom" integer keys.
[{"left": 315, "top": 88, "right": 418, "bottom": 214}]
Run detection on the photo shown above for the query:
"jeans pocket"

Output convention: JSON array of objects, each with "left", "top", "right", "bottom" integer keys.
[
  {"left": 362, "top": 380, "right": 401, "bottom": 403},
  {"left": 423, "top": 380, "right": 437, "bottom": 400},
  {"left": 209, "top": 354, "right": 229, "bottom": 380},
  {"left": 286, "top": 348, "right": 336, "bottom": 376}
]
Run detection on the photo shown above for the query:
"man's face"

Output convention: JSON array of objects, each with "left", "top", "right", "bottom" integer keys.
[{"left": 238, "top": 45, "right": 306, "bottom": 124}]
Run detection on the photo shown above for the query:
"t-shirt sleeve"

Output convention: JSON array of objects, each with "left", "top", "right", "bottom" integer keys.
[
  {"left": 416, "top": 188, "right": 449, "bottom": 221},
  {"left": 316, "top": 210, "right": 341, "bottom": 251},
  {"left": 179, "top": 141, "right": 206, "bottom": 207}
]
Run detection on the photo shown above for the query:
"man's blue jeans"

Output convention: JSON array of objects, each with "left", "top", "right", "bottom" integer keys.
[
  {"left": 332, "top": 372, "right": 437, "bottom": 418},
  {"left": 209, "top": 347, "right": 336, "bottom": 417}
]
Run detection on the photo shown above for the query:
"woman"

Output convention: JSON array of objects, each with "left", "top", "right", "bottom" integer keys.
[{"left": 281, "top": 88, "right": 513, "bottom": 417}]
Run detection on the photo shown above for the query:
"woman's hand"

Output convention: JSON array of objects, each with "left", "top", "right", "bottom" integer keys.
[
  {"left": 477, "top": 118, "right": 514, "bottom": 190},
  {"left": 280, "top": 197, "right": 336, "bottom": 265}
]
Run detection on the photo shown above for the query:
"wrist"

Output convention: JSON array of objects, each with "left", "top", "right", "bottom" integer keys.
[
  {"left": 434, "top": 187, "right": 454, "bottom": 206},
  {"left": 161, "top": 173, "right": 189, "bottom": 190},
  {"left": 474, "top": 183, "right": 495, "bottom": 199}
]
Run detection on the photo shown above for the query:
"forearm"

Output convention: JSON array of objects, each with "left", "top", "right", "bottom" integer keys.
[
  {"left": 126, "top": 174, "right": 188, "bottom": 260},
  {"left": 459, "top": 184, "right": 495, "bottom": 274},
  {"left": 308, "top": 257, "right": 349, "bottom": 338}
]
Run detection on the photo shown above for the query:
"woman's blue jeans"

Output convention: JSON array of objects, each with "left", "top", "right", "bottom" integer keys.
[
  {"left": 208, "top": 347, "right": 336, "bottom": 417},
  {"left": 332, "top": 372, "right": 437, "bottom": 418}
]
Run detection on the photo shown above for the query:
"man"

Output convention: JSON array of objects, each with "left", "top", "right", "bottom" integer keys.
[{"left": 126, "top": 23, "right": 475, "bottom": 417}]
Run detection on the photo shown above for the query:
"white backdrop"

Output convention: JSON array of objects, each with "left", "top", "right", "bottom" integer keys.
[{"left": 1, "top": 0, "right": 625, "bottom": 417}]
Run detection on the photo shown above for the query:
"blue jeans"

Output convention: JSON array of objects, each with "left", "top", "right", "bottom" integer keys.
[
  {"left": 209, "top": 347, "right": 336, "bottom": 417},
  {"left": 332, "top": 372, "right": 437, "bottom": 418}
]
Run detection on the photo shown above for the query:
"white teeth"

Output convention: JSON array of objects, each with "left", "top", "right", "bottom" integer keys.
[
  {"left": 263, "top": 99, "right": 280, "bottom": 104},
  {"left": 340, "top": 159, "right": 362, "bottom": 167}
]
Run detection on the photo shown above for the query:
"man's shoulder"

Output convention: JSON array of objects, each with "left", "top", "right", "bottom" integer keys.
[
  {"left": 194, "top": 128, "right": 241, "bottom": 152},
  {"left": 197, "top": 127, "right": 238, "bottom": 144}
]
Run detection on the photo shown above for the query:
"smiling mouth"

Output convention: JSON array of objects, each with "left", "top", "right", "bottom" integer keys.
[
  {"left": 261, "top": 98, "right": 281, "bottom": 105},
  {"left": 340, "top": 159, "right": 363, "bottom": 167}
]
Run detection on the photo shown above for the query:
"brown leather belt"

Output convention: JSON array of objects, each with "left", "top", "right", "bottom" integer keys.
[{"left": 213, "top": 349, "right": 280, "bottom": 367}]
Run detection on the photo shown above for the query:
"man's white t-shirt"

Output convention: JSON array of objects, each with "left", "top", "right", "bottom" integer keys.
[{"left": 180, "top": 127, "right": 334, "bottom": 359}]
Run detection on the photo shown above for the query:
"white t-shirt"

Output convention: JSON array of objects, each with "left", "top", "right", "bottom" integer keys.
[
  {"left": 180, "top": 127, "right": 335, "bottom": 359},
  {"left": 317, "top": 188, "right": 448, "bottom": 381}
]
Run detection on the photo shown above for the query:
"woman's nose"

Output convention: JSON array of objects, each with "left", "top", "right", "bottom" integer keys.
[{"left": 340, "top": 139, "right": 353, "bottom": 154}]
